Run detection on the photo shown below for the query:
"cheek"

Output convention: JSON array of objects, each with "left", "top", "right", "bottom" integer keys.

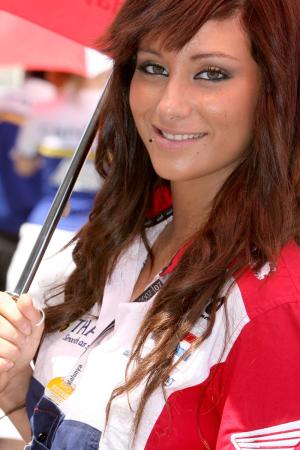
[
  {"left": 129, "top": 77, "right": 154, "bottom": 146},
  {"left": 229, "top": 95, "right": 257, "bottom": 151},
  {"left": 129, "top": 79, "right": 142, "bottom": 123},
  {"left": 130, "top": 75, "right": 161, "bottom": 123},
  {"left": 208, "top": 85, "right": 258, "bottom": 146}
]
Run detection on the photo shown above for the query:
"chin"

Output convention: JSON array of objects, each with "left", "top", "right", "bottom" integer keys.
[{"left": 151, "top": 164, "right": 196, "bottom": 182}]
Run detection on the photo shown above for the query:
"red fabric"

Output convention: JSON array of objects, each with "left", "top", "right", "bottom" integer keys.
[
  {"left": 145, "top": 302, "right": 300, "bottom": 449},
  {"left": 145, "top": 365, "right": 224, "bottom": 450},
  {"left": 237, "top": 241, "right": 300, "bottom": 320},
  {"left": 0, "top": 11, "right": 96, "bottom": 75},
  {"left": 217, "top": 301, "right": 300, "bottom": 449},
  {"left": 0, "top": 0, "right": 124, "bottom": 47},
  {"left": 160, "top": 240, "right": 191, "bottom": 275},
  {"left": 146, "top": 185, "right": 172, "bottom": 220},
  {"left": 146, "top": 243, "right": 300, "bottom": 449}
]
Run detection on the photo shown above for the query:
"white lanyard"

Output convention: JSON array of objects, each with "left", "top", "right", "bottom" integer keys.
[{"left": 44, "top": 272, "right": 169, "bottom": 405}]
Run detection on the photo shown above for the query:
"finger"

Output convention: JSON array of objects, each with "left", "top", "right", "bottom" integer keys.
[
  {"left": 0, "top": 337, "right": 21, "bottom": 363},
  {"left": 0, "top": 292, "right": 32, "bottom": 335},
  {"left": 0, "top": 370, "right": 9, "bottom": 393},
  {"left": 16, "top": 294, "right": 44, "bottom": 329},
  {"left": 0, "top": 316, "right": 27, "bottom": 347},
  {"left": 0, "top": 357, "right": 14, "bottom": 373}
]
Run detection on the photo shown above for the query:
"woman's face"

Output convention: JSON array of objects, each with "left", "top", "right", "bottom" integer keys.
[{"left": 129, "top": 15, "right": 261, "bottom": 184}]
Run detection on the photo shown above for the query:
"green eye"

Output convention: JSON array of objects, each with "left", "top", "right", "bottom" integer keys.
[
  {"left": 138, "top": 63, "right": 168, "bottom": 76},
  {"left": 196, "top": 67, "right": 228, "bottom": 81}
]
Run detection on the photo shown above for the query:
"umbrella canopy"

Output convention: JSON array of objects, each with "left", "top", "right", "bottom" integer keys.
[
  {"left": 0, "top": 0, "right": 124, "bottom": 47},
  {"left": 0, "top": 11, "right": 113, "bottom": 76}
]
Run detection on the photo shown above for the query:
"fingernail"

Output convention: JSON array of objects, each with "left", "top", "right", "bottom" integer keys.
[{"left": 35, "top": 309, "right": 45, "bottom": 327}]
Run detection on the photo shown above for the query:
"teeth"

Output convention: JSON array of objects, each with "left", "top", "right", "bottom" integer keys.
[{"left": 161, "top": 131, "right": 202, "bottom": 141}]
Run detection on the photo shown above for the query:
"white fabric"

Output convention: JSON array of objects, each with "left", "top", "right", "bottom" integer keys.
[
  {"left": 13, "top": 87, "right": 102, "bottom": 193},
  {"left": 0, "top": 410, "right": 23, "bottom": 441},
  {"left": 0, "top": 77, "right": 56, "bottom": 117},
  {"left": 6, "top": 223, "right": 75, "bottom": 307},
  {"left": 31, "top": 219, "right": 249, "bottom": 449}
]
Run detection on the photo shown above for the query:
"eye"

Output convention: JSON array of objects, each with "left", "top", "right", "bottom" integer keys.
[
  {"left": 195, "top": 66, "right": 229, "bottom": 82},
  {"left": 137, "top": 62, "right": 168, "bottom": 77}
]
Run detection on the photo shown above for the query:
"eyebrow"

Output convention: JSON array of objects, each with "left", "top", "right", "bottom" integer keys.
[{"left": 138, "top": 48, "right": 239, "bottom": 62}]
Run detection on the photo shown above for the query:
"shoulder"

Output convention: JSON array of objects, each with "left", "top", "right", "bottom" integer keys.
[
  {"left": 234, "top": 242, "right": 300, "bottom": 320},
  {"left": 220, "top": 242, "right": 300, "bottom": 358}
]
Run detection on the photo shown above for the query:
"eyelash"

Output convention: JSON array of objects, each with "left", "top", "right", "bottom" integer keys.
[
  {"left": 137, "top": 62, "right": 168, "bottom": 76},
  {"left": 136, "top": 62, "right": 229, "bottom": 82}
]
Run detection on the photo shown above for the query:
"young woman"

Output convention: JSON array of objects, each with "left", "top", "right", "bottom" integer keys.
[{"left": 0, "top": 0, "right": 299, "bottom": 448}]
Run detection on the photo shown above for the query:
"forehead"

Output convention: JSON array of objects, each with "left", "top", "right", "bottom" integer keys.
[{"left": 139, "top": 15, "right": 252, "bottom": 61}]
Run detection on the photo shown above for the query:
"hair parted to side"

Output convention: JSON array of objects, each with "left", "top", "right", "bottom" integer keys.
[{"left": 44, "top": 0, "right": 300, "bottom": 440}]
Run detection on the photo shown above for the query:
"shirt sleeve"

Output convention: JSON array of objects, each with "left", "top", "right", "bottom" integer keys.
[{"left": 217, "top": 301, "right": 300, "bottom": 449}]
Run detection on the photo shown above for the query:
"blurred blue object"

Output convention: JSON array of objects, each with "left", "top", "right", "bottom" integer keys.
[{"left": 0, "top": 118, "right": 42, "bottom": 235}]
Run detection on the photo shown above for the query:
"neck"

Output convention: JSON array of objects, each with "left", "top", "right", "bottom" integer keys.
[{"left": 169, "top": 173, "right": 227, "bottom": 244}]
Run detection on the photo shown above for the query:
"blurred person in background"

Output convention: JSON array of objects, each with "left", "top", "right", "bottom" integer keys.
[
  {"left": 0, "top": 70, "right": 56, "bottom": 291},
  {"left": 6, "top": 67, "right": 112, "bottom": 301}
]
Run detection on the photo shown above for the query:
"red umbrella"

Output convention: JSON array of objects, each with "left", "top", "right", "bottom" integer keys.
[
  {"left": 0, "top": 0, "right": 122, "bottom": 295},
  {"left": 0, "top": 0, "right": 124, "bottom": 47},
  {"left": 0, "top": 11, "right": 113, "bottom": 76}
]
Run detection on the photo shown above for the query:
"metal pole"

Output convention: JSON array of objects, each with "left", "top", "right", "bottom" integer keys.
[{"left": 13, "top": 94, "right": 103, "bottom": 295}]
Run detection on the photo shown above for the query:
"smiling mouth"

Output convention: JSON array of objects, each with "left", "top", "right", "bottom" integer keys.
[{"left": 155, "top": 127, "right": 207, "bottom": 142}]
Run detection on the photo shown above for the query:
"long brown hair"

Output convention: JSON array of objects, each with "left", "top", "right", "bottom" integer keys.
[{"left": 44, "top": 0, "right": 300, "bottom": 438}]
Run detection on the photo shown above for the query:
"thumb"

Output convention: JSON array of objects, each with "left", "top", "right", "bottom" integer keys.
[{"left": 16, "top": 294, "right": 45, "bottom": 341}]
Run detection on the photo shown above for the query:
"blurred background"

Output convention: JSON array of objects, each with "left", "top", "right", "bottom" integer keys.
[
  {"left": 0, "top": 68, "right": 23, "bottom": 92},
  {"left": 0, "top": 9, "right": 113, "bottom": 448}
]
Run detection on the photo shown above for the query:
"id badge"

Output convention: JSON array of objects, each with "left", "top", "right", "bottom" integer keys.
[{"left": 45, "top": 376, "right": 75, "bottom": 405}]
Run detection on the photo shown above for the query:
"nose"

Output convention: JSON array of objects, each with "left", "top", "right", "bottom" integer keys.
[{"left": 156, "top": 76, "right": 193, "bottom": 122}]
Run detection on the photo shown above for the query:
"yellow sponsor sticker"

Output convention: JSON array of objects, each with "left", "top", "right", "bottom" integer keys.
[{"left": 45, "top": 377, "right": 75, "bottom": 404}]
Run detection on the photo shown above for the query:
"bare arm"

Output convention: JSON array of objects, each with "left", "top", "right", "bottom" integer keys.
[{"left": 0, "top": 367, "right": 32, "bottom": 442}]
